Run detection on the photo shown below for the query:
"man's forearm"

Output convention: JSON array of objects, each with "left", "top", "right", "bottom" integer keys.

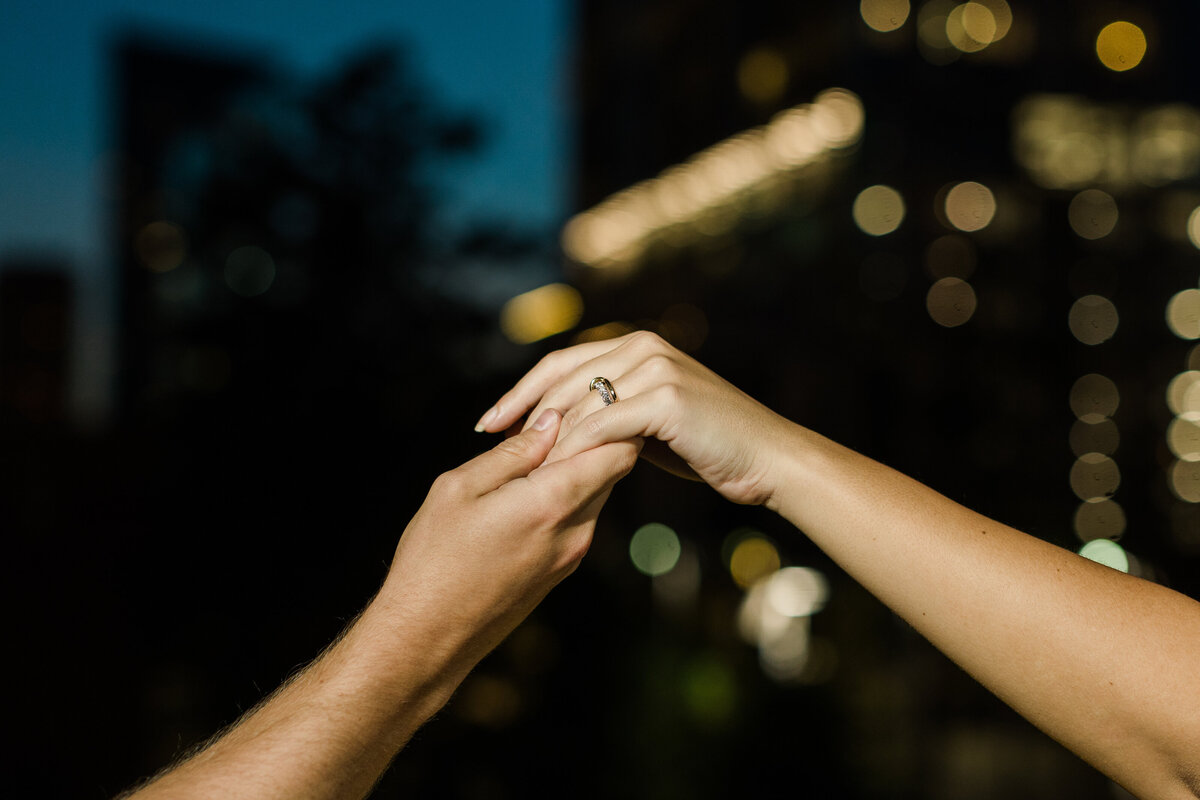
[{"left": 122, "top": 600, "right": 467, "bottom": 800}]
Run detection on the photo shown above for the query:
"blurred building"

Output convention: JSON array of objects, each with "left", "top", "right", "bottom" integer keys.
[
  {"left": 559, "top": 1, "right": 1200, "bottom": 795},
  {"left": 0, "top": 261, "right": 73, "bottom": 429},
  {"left": 112, "top": 37, "right": 266, "bottom": 425}
]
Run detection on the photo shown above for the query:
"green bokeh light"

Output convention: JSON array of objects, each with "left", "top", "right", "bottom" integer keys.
[
  {"left": 1079, "top": 538, "right": 1129, "bottom": 573},
  {"left": 629, "top": 523, "right": 682, "bottom": 576}
]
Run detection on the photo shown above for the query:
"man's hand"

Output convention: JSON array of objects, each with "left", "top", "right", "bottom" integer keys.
[
  {"left": 372, "top": 406, "right": 641, "bottom": 684},
  {"left": 120, "top": 408, "right": 639, "bottom": 800}
]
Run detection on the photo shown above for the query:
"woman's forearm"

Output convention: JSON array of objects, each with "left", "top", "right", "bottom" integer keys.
[{"left": 770, "top": 423, "right": 1200, "bottom": 800}]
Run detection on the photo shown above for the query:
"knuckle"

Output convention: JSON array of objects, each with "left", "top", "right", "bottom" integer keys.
[
  {"left": 642, "top": 352, "right": 678, "bottom": 381},
  {"left": 625, "top": 329, "right": 667, "bottom": 354},
  {"left": 431, "top": 469, "right": 466, "bottom": 497},
  {"left": 584, "top": 414, "right": 606, "bottom": 437},
  {"left": 654, "top": 381, "right": 685, "bottom": 408}
]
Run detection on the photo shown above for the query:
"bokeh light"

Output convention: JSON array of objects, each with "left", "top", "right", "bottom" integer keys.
[
  {"left": 943, "top": 181, "right": 996, "bottom": 231},
  {"left": 658, "top": 303, "right": 709, "bottom": 352},
  {"left": 1079, "top": 538, "right": 1130, "bottom": 572},
  {"left": 1166, "top": 288, "right": 1200, "bottom": 340},
  {"left": 1170, "top": 459, "right": 1200, "bottom": 502},
  {"left": 1070, "top": 373, "right": 1120, "bottom": 422},
  {"left": 925, "top": 234, "right": 976, "bottom": 279},
  {"left": 1166, "top": 370, "right": 1200, "bottom": 417},
  {"left": 224, "top": 245, "right": 275, "bottom": 297},
  {"left": 1069, "top": 452, "right": 1121, "bottom": 501},
  {"left": 1069, "top": 417, "right": 1119, "bottom": 457},
  {"left": 1188, "top": 206, "right": 1200, "bottom": 249},
  {"left": 562, "top": 88, "right": 863, "bottom": 268},
  {"left": 946, "top": 3, "right": 993, "bottom": 53},
  {"left": 500, "top": 283, "right": 583, "bottom": 344},
  {"left": 1068, "top": 189, "right": 1119, "bottom": 239},
  {"left": 1168, "top": 417, "right": 1200, "bottom": 461},
  {"left": 1096, "top": 21, "right": 1147, "bottom": 72},
  {"left": 135, "top": 221, "right": 187, "bottom": 273},
  {"left": 765, "top": 567, "right": 829, "bottom": 617},
  {"left": 860, "top": 0, "right": 910, "bottom": 33},
  {"left": 1068, "top": 294, "right": 1119, "bottom": 345},
  {"left": 728, "top": 534, "right": 781, "bottom": 589},
  {"left": 916, "top": 0, "right": 958, "bottom": 63},
  {"left": 738, "top": 47, "right": 789, "bottom": 105},
  {"left": 681, "top": 656, "right": 738, "bottom": 728},
  {"left": 572, "top": 321, "right": 636, "bottom": 345},
  {"left": 852, "top": 184, "right": 906, "bottom": 236},
  {"left": 629, "top": 523, "right": 683, "bottom": 577},
  {"left": 1073, "top": 498, "right": 1126, "bottom": 542},
  {"left": 455, "top": 674, "right": 523, "bottom": 728},
  {"left": 926, "top": 277, "right": 976, "bottom": 327}
]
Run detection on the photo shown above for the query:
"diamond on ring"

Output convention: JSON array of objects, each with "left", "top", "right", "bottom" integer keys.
[{"left": 589, "top": 376, "right": 618, "bottom": 406}]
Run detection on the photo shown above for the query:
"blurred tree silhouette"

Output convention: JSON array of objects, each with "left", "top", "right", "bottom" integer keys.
[
  {"left": 156, "top": 45, "right": 498, "bottom": 433},
  {"left": 93, "top": 41, "right": 552, "bottom": 795}
]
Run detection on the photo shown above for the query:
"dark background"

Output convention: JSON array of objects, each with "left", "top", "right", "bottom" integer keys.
[{"left": 3, "top": 2, "right": 1199, "bottom": 797}]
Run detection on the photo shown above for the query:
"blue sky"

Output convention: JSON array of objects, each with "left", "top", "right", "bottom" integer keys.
[
  {"left": 0, "top": 0, "right": 569, "bottom": 259},
  {"left": 0, "top": 0, "right": 570, "bottom": 423}
]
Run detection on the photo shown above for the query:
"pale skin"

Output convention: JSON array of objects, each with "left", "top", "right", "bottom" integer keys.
[
  {"left": 477, "top": 330, "right": 1200, "bottom": 800},
  {"left": 119, "top": 408, "right": 639, "bottom": 800}
]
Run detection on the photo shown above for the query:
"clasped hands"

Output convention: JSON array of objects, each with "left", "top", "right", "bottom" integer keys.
[{"left": 381, "top": 332, "right": 792, "bottom": 674}]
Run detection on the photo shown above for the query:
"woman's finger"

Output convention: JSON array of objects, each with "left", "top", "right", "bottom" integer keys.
[{"left": 474, "top": 338, "right": 625, "bottom": 433}]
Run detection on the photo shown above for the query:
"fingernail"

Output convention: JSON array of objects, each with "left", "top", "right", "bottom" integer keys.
[
  {"left": 531, "top": 408, "right": 558, "bottom": 431},
  {"left": 473, "top": 406, "right": 497, "bottom": 433}
]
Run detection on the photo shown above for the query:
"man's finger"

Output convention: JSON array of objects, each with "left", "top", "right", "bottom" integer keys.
[
  {"left": 524, "top": 438, "right": 642, "bottom": 511},
  {"left": 457, "top": 408, "right": 562, "bottom": 495}
]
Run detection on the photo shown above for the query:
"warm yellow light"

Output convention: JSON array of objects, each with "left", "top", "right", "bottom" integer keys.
[
  {"left": 1167, "top": 371, "right": 1200, "bottom": 418},
  {"left": 917, "top": 0, "right": 958, "bottom": 63},
  {"left": 1073, "top": 499, "right": 1126, "bottom": 542},
  {"left": 1070, "top": 418, "right": 1120, "bottom": 457},
  {"left": 729, "top": 536, "right": 781, "bottom": 589},
  {"left": 973, "top": 0, "right": 1012, "bottom": 40},
  {"left": 573, "top": 321, "right": 635, "bottom": 345},
  {"left": 1166, "top": 288, "right": 1200, "bottom": 340},
  {"left": 561, "top": 88, "right": 863, "bottom": 269},
  {"left": 1169, "top": 459, "right": 1200, "bottom": 503},
  {"left": 925, "top": 234, "right": 976, "bottom": 279},
  {"left": 947, "top": 3, "right": 995, "bottom": 53},
  {"left": 1189, "top": 207, "right": 1200, "bottom": 249},
  {"left": 852, "top": 184, "right": 905, "bottom": 236},
  {"left": 1096, "top": 21, "right": 1146, "bottom": 72},
  {"left": 738, "top": 47, "right": 789, "bottom": 106},
  {"left": 1168, "top": 418, "right": 1200, "bottom": 462},
  {"left": 1069, "top": 294, "right": 1119, "bottom": 345},
  {"left": 860, "top": 0, "right": 910, "bottom": 33},
  {"left": 1068, "top": 189, "right": 1119, "bottom": 239},
  {"left": 135, "top": 221, "right": 187, "bottom": 273},
  {"left": 926, "top": 277, "right": 976, "bottom": 327},
  {"left": 500, "top": 283, "right": 583, "bottom": 344},
  {"left": 943, "top": 181, "right": 996, "bottom": 231},
  {"left": 808, "top": 88, "right": 866, "bottom": 148},
  {"left": 1070, "top": 373, "right": 1120, "bottom": 422},
  {"left": 1070, "top": 453, "right": 1121, "bottom": 501}
]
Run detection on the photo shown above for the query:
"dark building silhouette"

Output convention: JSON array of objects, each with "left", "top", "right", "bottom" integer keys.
[
  {"left": 0, "top": 261, "right": 73, "bottom": 429},
  {"left": 113, "top": 37, "right": 266, "bottom": 425}
]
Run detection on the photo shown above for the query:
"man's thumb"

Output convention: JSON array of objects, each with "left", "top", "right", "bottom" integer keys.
[{"left": 467, "top": 408, "right": 561, "bottom": 494}]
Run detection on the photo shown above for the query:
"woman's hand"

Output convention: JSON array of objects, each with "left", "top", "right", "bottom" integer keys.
[{"left": 474, "top": 332, "right": 797, "bottom": 507}]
